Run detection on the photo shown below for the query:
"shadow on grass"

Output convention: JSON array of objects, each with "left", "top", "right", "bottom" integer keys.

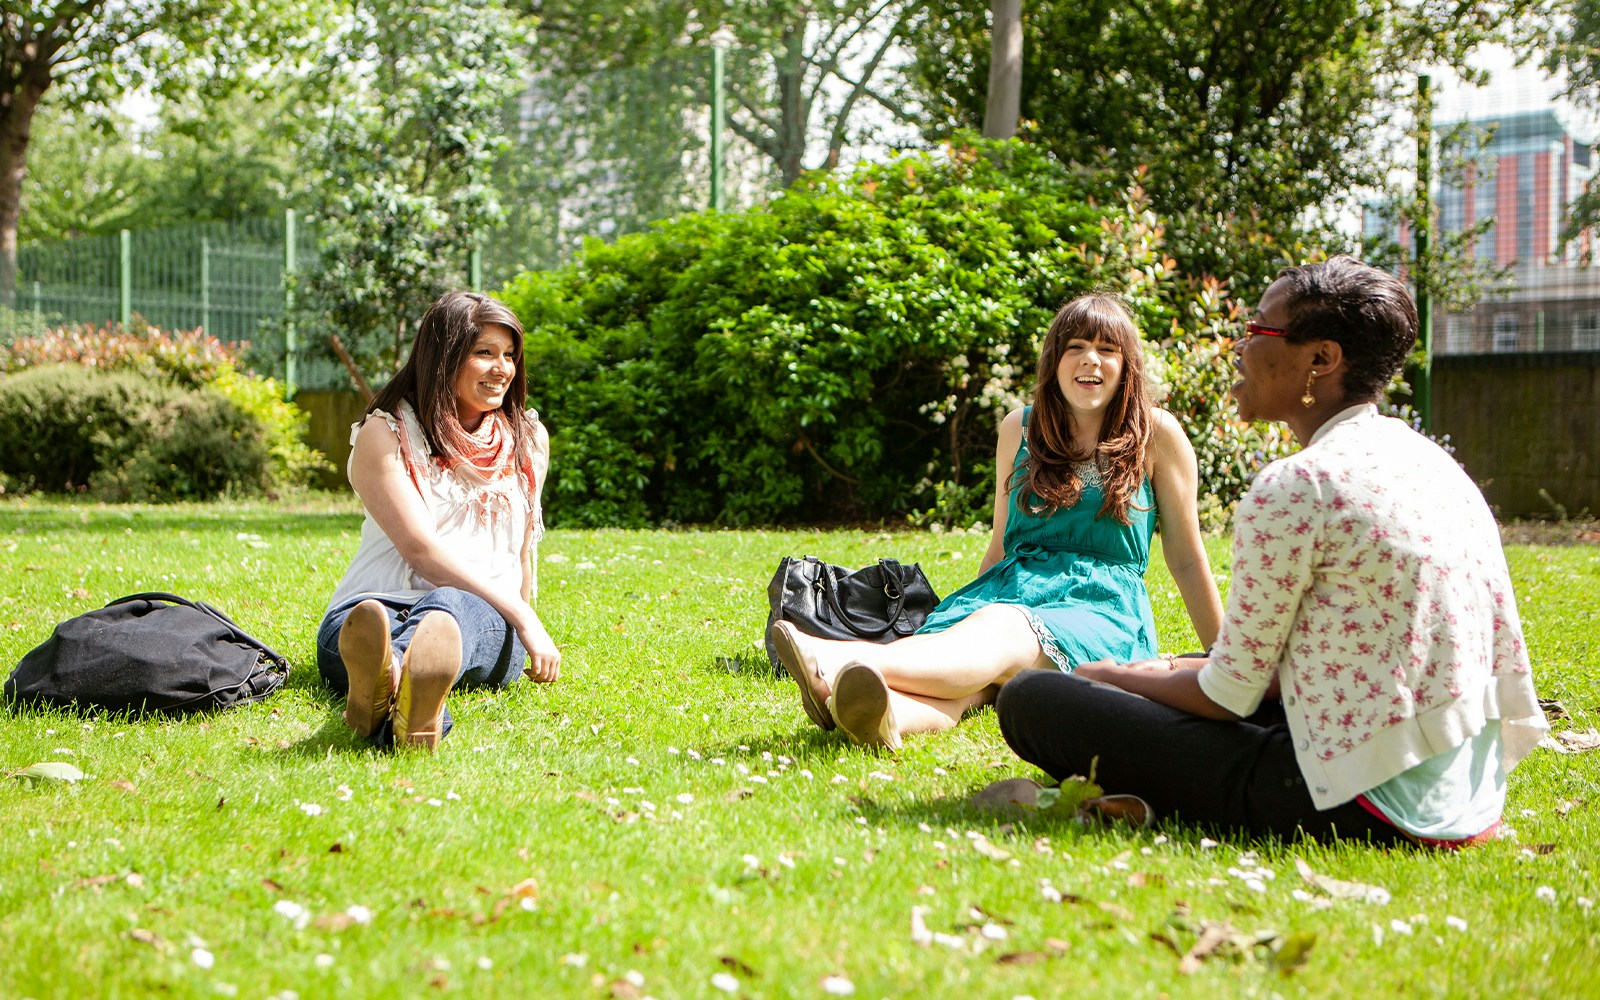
[
  {"left": 277, "top": 706, "right": 385, "bottom": 758},
  {"left": 0, "top": 507, "right": 361, "bottom": 537}
]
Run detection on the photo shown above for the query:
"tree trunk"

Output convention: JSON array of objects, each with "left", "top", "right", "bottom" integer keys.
[
  {"left": 0, "top": 59, "right": 53, "bottom": 309},
  {"left": 982, "top": 0, "right": 1022, "bottom": 140},
  {"left": 776, "top": 21, "right": 808, "bottom": 187}
]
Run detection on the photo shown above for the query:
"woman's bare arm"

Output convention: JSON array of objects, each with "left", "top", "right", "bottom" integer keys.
[{"left": 1149, "top": 410, "right": 1223, "bottom": 648}]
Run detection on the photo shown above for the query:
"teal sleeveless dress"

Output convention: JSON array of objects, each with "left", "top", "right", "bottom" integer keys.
[{"left": 916, "top": 407, "right": 1160, "bottom": 669}]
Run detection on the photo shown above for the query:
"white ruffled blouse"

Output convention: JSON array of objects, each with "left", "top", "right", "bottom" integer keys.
[{"left": 325, "top": 402, "right": 542, "bottom": 613}]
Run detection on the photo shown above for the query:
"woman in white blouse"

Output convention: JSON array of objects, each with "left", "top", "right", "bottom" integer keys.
[
  {"left": 316, "top": 292, "right": 559, "bottom": 750},
  {"left": 997, "top": 256, "right": 1547, "bottom": 844}
]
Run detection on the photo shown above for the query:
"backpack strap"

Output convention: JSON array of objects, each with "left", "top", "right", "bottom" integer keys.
[{"left": 106, "top": 593, "right": 288, "bottom": 670}]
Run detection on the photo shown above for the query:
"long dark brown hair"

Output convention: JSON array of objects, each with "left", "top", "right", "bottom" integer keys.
[
  {"left": 1016, "top": 293, "right": 1152, "bottom": 523},
  {"left": 367, "top": 291, "right": 532, "bottom": 465}
]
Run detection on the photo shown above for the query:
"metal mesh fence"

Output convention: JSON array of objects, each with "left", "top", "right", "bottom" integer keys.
[
  {"left": 483, "top": 51, "right": 772, "bottom": 286},
  {"left": 15, "top": 216, "right": 316, "bottom": 348}
]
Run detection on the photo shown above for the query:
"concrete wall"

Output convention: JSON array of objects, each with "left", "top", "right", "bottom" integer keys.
[{"left": 1433, "top": 352, "right": 1600, "bottom": 518}]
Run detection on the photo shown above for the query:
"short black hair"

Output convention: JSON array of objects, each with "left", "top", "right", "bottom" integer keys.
[{"left": 1275, "top": 255, "right": 1418, "bottom": 404}]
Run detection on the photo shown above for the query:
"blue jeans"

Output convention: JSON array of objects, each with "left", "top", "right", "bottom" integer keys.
[{"left": 317, "top": 587, "right": 526, "bottom": 748}]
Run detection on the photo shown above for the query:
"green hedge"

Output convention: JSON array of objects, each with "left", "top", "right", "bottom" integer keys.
[
  {"left": 504, "top": 140, "right": 1132, "bottom": 526},
  {"left": 0, "top": 365, "right": 271, "bottom": 500},
  {"left": 0, "top": 321, "right": 330, "bottom": 498},
  {"left": 505, "top": 139, "right": 1297, "bottom": 528}
]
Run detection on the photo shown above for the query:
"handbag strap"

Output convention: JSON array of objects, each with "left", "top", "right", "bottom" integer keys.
[{"left": 815, "top": 560, "right": 910, "bottom": 639}]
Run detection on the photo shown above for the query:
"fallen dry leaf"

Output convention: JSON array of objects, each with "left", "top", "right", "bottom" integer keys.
[
  {"left": 995, "top": 950, "right": 1052, "bottom": 966},
  {"left": 1179, "top": 920, "right": 1238, "bottom": 974},
  {"left": 127, "top": 928, "right": 165, "bottom": 949},
  {"left": 313, "top": 913, "right": 357, "bottom": 932},
  {"left": 509, "top": 877, "right": 539, "bottom": 901},
  {"left": 1097, "top": 901, "right": 1136, "bottom": 921},
  {"left": 1556, "top": 729, "right": 1600, "bottom": 752},
  {"left": 109, "top": 779, "right": 136, "bottom": 793},
  {"left": 968, "top": 834, "right": 1012, "bottom": 862},
  {"left": 69, "top": 873, "right": 122, "bottom": 891},
  {"left": 968, "top": 778, "right": 1044, "bottom": 814},
  {"left": 1540, "top": 699, "right": 1571, "bottom": 721},
  {"left": 1294, "top": 857, "right": 1391, "bottom": 904}
]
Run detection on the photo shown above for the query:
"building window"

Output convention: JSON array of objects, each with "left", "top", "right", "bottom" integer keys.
[
  {"left": 1492, "top": 314, "right": 1521, "bottom": 353},
  {"left": 1577, "top": 312, "right": 1600, "bottom": 350}
]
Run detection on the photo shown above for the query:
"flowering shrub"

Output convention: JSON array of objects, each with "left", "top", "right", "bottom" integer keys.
[
  {"left": 0, "top": 320, "right": 235, "bottom": 386},
  {"left": 0, "top": 320, "right": 329, "bottom": 498}
]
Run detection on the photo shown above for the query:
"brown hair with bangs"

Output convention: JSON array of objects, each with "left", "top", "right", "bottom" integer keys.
[
  {"left": 367, "top": 291, "right": 532, "bottom": 466},
  {"left": 1016, "top": 293, "right": 1152, "bottom": 523}
]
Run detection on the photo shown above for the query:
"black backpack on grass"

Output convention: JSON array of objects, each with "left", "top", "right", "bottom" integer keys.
[{"left": 5, "top": 592, "right": 290, "bottom": 716}]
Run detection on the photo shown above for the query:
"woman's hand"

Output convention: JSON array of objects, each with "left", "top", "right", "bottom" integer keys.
[
  {"left": 519, "top": 614, "right": 562, "bottom": 683},
  {"left": 1072, "top": 657, "right": 1238, "bottom": 720}
]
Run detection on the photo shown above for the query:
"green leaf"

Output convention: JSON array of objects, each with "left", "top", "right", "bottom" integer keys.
[
  {"left": 10, "top": 762, "right": 87, "bottom": 785},
  {"left": 1270, "top": 931, "right": 1317, "bottom": 975},
  {"left": 1034, "top": 774, "right": 1103, "bottom": 815}
]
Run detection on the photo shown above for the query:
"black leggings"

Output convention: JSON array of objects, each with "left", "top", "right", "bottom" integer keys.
[{"left": 995, "top": 671, "right": 1407, "bottom": 845}]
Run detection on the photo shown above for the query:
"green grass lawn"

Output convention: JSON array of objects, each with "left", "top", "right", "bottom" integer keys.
[{"left": 1, "top": 497, "right": 1597, "bottom": 999}]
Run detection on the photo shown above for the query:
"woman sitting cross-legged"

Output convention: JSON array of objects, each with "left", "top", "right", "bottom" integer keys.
[
  {"left": 316, "top": 291, "right": 561, "bottom": 750},
  {"left": 997, "top": 256, "right": 1548, "bottom": 845},
  {"left": 770, "top": 293, "right": 1224, "bottom": 751}
]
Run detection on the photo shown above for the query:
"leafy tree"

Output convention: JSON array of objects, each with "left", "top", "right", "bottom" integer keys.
[
  {"left": 292, "top": 0, "right": 533, "bottom": 383},
  {"left": 518, "top": 0, "right": 927, "bottom": 188},
  {"left": 20, "top": 90, "right": 297, "bottom": 246},
  {"left": 1539, "top": 0, "right": 1600, "bottom": 242},
  {"left": 15, "top": 105, "right": 148, "bottom": 245},
  {"left": 909, "top": 0, "right": 1532, "bottom": 292},
  {"left": 0, "top": 0, "right": 315, "bottom": 303}
]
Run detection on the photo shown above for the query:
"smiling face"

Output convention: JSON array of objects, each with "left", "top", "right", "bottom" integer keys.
[
  {"left": 1230, "top": 277, "right": 1315, "bottom": 425},
  {"left": 452, "top": 324, "right": 518, "bottom": 431},
  {"left": 1055, "top": 335, "right": 1125, "bottom": 419}
]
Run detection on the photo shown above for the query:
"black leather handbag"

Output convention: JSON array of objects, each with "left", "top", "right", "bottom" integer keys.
[
  {"left": 764, "top": 556, "right": 940, "bottom": 677},
  {"left": 5, "top": 592, "right": 290, "bottom": 716}
]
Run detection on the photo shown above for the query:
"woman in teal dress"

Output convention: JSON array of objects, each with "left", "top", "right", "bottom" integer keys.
[{"left": 770, "top": 293, "right": 1223, "bottom": 750}]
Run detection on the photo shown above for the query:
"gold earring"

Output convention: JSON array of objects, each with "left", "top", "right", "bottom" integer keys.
[{"left": 1301, "top": 371, "right": 1318, "bottom": 408}]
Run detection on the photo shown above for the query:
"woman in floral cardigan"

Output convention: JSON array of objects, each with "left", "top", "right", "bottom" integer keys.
[{"left": 996, "top": 256, "right": 1547, "bottom": 845}]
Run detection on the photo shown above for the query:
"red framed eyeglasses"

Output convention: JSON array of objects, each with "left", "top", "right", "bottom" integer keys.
[{"left": 1243, "top": 321, "right": 1290, "bottom": 339}]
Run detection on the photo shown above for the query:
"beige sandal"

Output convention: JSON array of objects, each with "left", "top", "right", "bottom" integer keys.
[
  {"left": 827, "top": 662, "right": 901, "bottom": 752},
  {"left": 339, "top": 600, "right": 398, "bottom": 737},
  {"left": 391, "top": 612, "right": 461, "bottom": 750},
  {"left": 770, "top": 621, "right": 835, "bottom": 731}
]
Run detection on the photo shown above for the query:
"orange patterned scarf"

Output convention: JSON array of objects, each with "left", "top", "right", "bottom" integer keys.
[{"left": 438, "top": 410, "right": 536, "bottom": 493}]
